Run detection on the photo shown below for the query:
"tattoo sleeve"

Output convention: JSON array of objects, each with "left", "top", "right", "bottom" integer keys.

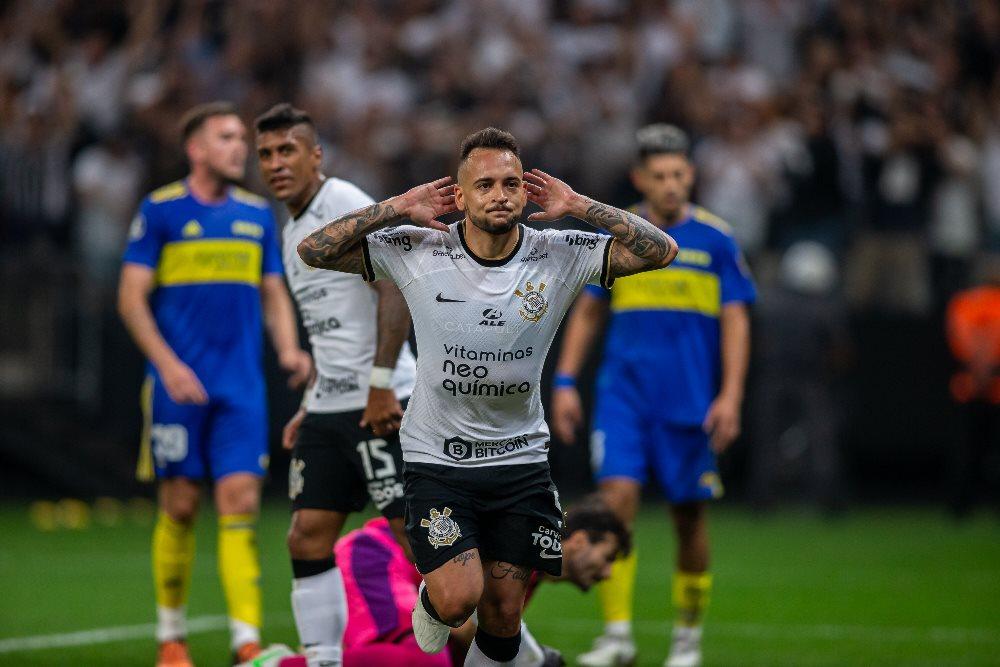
[
  {"left": 579, "top": 199, "right": 677, "bottom": 278},
  {"left": 297, "top": 201, "right": 405, "bottom": 274}
]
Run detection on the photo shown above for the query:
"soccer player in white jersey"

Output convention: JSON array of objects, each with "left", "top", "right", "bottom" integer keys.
[
  {"left": 255, "top": 103, "right": 418, "bottom": 667},
  {"left": 297, "top": 127, "right": 679, "bottom": 666}
]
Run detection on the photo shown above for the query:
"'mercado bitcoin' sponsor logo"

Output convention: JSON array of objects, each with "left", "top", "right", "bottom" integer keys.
[
  {"left": 443, "top": 434, "right": 532, "bottom": 461},
  {"left": 514, "top": 281, "right": 548, "bottom": 322}
]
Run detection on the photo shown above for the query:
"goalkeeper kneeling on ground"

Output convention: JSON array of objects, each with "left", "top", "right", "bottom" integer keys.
[{"left": 292, "top": 495, "right": 629, "bottom": 667}]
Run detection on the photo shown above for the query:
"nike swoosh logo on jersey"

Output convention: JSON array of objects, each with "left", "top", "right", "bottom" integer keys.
[
  {"left": 540, "top": 550, "right": 561, "bottom": 559},
  {"left": 436, "top": 293, "right": 466, "bottom": 303}
]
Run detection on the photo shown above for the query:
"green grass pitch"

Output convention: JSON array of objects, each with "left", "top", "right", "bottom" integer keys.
[{"left": 0, "top": 501, "right": 998, "bottom": 666}]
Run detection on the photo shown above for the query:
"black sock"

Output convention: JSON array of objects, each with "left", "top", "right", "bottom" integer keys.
[
  {"left": 290, "top": 555, "right": 335, "bottom": 578},
  {"left": 475, "top": 627, "right": 521, "bottom": 662}
]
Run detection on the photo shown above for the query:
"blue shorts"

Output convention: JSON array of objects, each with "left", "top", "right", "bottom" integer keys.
[
  {"left": 140, "top": 375, "right": 269, "bottom": 481},
  {"left": 591, "top": 388, "right": 723, "bottom": 503}
]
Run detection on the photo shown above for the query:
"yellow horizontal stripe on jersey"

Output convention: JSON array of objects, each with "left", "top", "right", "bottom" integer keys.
[
  {"left": 157, "top": 239, "right": 262, "bottom": 286},
  {"left": 610, "top": 266, "right": 720, "bottom": 316}
]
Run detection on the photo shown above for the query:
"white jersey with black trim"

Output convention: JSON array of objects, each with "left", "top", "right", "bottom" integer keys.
[
  {"left": 361, "top": 222, "right": 614, "bottom": 467},
  {"left": 282, "top": 178, "right": 416, "bottom": 413}
]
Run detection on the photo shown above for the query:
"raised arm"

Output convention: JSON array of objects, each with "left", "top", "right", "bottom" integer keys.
[
  {"left": 297, "top": 177, "right": 457, "bottom": 273},
  {"left": 524, "top": 169, "right": 678, "bottom": 278}
]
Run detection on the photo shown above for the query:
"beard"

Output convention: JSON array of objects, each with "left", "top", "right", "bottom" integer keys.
[{"left": 467, "top": 208, "right": 521, "bottom": 236}]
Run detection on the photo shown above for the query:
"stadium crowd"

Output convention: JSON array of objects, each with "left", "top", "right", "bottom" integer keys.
[{"left": 2, "top": 0, "right": 999, "bottom": 311}]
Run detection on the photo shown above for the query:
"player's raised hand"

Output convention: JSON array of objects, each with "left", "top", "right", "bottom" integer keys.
[
  {"left": 524, "top": 169, "right": 579, "bottom": 222},
  {"left": 396, "top": 176, "right": 457, "bottom": 231},
  {"left": 159, "top": 359, "right": 209, "bottom": 405}
]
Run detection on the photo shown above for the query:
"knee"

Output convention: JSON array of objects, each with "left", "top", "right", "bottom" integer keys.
[
  {"left": 286, "top": 513, "right": 333, "bottom": 558},
  {"left": 217, "top": 481, "right": 259, "bottom": 516},
  {"left": 431, "top": 587, "right": 480, "bottom": 627},
  {"left": 161, "top": 490, "right": 198, "bottom": 524},
  {"left": 600, "top": 485, "right": 639, "bottom": 525}
]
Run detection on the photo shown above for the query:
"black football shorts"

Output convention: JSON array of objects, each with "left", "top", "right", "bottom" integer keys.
[
  {"left": 289, "top": 406, "right": 406, "bottom": 518},
  {"left": 404, "top": 461, "right": 564, "bottom": 576}
]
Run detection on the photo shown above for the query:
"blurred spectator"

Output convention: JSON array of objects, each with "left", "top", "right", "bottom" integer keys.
[
  {"left": 0, "top": 0, "right": 998, "bottom": 430},
  {"left": 72, "top": 132, "right": 144, "bottom": 287},
  {"left": 750, "top": 241, "right": 850, "bottom": 512},
  {"left": 945, "top": 256, "right": 1000, "bottom": 517},
  {"left": 0, "top": 73, "right": 75, "bottom": 246}
]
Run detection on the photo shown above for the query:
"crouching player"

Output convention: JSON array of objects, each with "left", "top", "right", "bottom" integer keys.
[{"left": 300, "top": 498, "right": 629, "bottom": 667}]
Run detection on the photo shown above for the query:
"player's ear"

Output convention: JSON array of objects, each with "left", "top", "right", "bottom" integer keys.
[
  {"left": 629, "top": 165, "right": 645, "bottom": 192},
  {"left": 454, "top": 183, "right": 467, "bottom": 212},
  {"left": 684, "top": 160, "right": 696, "bottom": 186},
  {"left": 563, "top": 529, "right": 586, "bottom": 551},
  {"left": 184, "top": 136, "right": 202, "bottom": 166},
  {"left": 311, "top": 143, "right": 322, "bottom": 168}
]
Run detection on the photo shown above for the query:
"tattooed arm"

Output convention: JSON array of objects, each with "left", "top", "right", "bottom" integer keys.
[
  {"left": 524, "top": 168, "right": 678, "bottom": 278},
  {"left": 297, "top": 176, "right": 457, "bottom": 274}
]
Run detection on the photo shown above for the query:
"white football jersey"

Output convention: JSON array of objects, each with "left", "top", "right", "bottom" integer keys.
[
  {"left": 361, "top": 222, "right": 613, "bottom": 467},
  {"left": 282, "top": 178, "right": 416, "bottom": 413}
]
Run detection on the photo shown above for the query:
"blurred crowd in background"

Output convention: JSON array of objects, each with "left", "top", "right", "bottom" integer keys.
[{"left": 0, "top": 0, "right": 997, "bottom": 506}]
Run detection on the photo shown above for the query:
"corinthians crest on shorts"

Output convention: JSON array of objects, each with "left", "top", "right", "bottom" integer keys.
[
  {"left": 514, "top": 281, "right": 548, "bottom": 322},
  {"left": 420, "top": 506, "right": 462, "bottom": 548}
]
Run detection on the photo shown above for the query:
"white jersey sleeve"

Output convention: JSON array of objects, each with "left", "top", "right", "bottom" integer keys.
[
  {"left": 360, "top": 225, "right": 445, "bottom": 287},
  {"left": 537, "top": 229, "right": 615, "bottom": 291}
]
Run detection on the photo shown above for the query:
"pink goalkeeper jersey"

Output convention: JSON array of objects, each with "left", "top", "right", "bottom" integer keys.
[{"left": 335, "top": 517, "right": 422, "bottom": 648}]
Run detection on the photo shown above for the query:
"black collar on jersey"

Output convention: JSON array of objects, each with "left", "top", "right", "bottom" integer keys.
[
  {"left": 292, "top": 178, "right": 328, "bottom": 222},
  {"left": 457, "top": 221, "right": 524, "bottom": 267}
]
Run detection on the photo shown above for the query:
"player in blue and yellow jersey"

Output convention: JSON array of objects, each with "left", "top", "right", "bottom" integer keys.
[
  {"left": 551, "top": 125, "right": 755, "bottom": 667},
  {"left": 117, "top": 102, "right": 312, "bottom": 667}
]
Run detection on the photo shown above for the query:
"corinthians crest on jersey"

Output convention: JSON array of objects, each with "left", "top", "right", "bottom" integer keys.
[
  {"left": 514, "top": 281, "right": 548, "bottom": 322},
  {"left": 421, "top": 507, "right": 462, "bottom": 548}
]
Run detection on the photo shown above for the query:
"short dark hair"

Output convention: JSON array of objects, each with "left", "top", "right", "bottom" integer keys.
[
  {"left": 563, "top": 495, "right": 632, "bottom": 557},
  {"left": 254, "top": 103, "right": 316, "bottom": 141},
  {"left": 636, "top": 123, "right": 690, "bottom": 160},
  {"left": 179, "top": 101, "right": 239, "bottom": 142},
  {"left": 460, "top": 127, "right": 520, "bottom": 162}
]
